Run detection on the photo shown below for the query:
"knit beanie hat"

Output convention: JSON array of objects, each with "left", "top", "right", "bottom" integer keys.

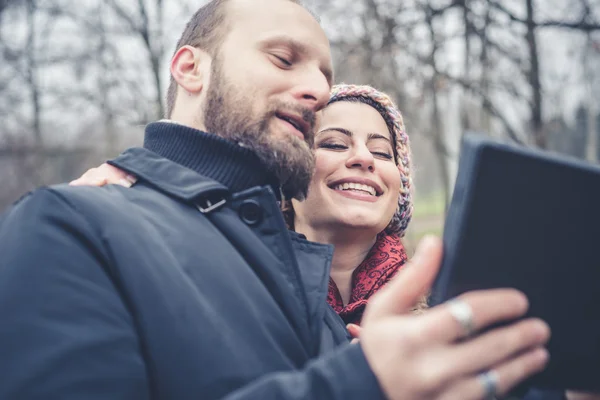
[{"left": 327, "top": 83, "right": 413, "bottom": 237}]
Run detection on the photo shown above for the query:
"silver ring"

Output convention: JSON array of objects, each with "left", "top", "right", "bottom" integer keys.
[
  {"left": 447, "top": 298, "right": 476, "bottom": 337},
  {"left": 478, "top": 370, "right": 499, "bottom": 400}
]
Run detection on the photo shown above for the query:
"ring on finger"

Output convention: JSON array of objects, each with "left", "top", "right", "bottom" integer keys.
[
  {"left": 447, "top": 298, "right": 476, "bottom": 338},
  {"left": 478, "top": 370, "right": 499, "bottom": 400}
]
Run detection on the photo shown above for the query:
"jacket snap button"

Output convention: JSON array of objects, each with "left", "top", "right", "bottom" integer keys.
[{"left": 239, "top": 200, "right": 263, "bottom": 226}]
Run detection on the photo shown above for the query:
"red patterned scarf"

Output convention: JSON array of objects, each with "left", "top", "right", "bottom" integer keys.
[{"left": 327, "top": 233, "right": 408, "bottom": 326}]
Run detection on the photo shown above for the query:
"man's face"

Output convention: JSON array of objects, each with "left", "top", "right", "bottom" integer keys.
[{"left": 201, "top": 0, "right": 333, "bottom": 199}]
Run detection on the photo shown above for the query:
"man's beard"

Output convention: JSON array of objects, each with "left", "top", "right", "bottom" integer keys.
[{"left": 202, "top": 57, "right": 316, "bottom": 200}]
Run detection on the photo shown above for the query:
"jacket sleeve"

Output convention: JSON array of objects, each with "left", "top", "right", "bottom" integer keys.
[
  {"left": 0, "top": 189, "right": 149, "bottom": 399},
  {"left": 224, "top": 343, "right": 385, "bottom": 400}
]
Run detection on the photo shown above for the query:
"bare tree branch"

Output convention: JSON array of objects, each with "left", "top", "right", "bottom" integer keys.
[
  {"left": 105, "top": 0, "right": 140, "bottom": 31},
  {"left": 439, "top": 70, "right": 527, "bottom": 144},
  {"left": 0, "top": 0, "right": 17, "bottom": 14},
  {"left": 490, "top": 0, "right": 600, "bottom": 31}
]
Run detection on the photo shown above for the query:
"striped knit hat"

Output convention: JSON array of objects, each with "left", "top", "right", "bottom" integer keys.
[{"left": 328, "top": 83, "right": 413, "bottom": 237}]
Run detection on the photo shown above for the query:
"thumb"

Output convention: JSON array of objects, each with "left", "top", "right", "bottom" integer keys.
[
  {"left": 363, "top": 235, "right": 442, "bottom": 322},
  {"left": 347, "top": 323, "right": 362, "bottom": 339}
]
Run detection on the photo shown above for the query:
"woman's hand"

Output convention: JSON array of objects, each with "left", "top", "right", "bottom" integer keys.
[{"left": 69, "top": 164, "right": 136, "bottom": 187}]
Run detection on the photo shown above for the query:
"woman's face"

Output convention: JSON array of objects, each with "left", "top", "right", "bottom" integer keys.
[{"left": 292, "top": 100, "right": 401, "bottom": 236}]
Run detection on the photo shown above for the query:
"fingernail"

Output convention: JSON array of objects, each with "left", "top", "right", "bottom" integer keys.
[
  {"left": 118, "top": 178, "right": 133, "bottom": 188},
  {"left": 125, "top": 174, "right": 137, "bottom": 184}
]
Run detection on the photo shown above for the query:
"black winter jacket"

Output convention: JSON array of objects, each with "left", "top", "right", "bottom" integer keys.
[{"left": 0, "top": 122, "right": 382, "bottom": 399}]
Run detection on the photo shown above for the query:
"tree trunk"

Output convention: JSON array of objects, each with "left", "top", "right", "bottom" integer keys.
[
  {"left": 526, "top": 0, "right": 544, "bottom": 148},
  {"left": 460, "top": 0, "right": 472, "bottom": 134},
  {"left": 26, "top": 0, "right": 41, "bottom": 145},
  {"left": 98, "top": 3, "right": 117, "bottom": 158},
  {"left": 431, "top": 81, "right": 452, "bottom": 214},
  {"left": 425, "top": 3, "right": 451, "bottom": 213},
  {"left": 479, "top": 1, "right": 493, "bottom": 133}
]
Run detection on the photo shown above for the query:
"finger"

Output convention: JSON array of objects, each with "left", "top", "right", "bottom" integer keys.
[
  {"left": 442, "top": 318, "right": 550, "bottom": 376},
  {"left": 124, "top": 174, "right": 137, "bottom": 185},
  {"left": 118, "top": 178, "right": 133, "bottom": 188},
  {"left": 363, "top": 236, "right": 442, "bottom": 321},
  {"left": 419, "top": 288, "right": 529, "bottom": 343},
  {"left": 69, "top": 168, "right": 99, "bottom": 186},
  {"left": 347, "top": 324, "right": 361, "bottom": 339},
  {"left": 566, "top": 391, "right": 600, "bottom": 400},
  {"left": 70, "top": 177, "right": 108, "bottom": 187},
  {"left": 70, "top": 164, "right": 134, "bottom": 187},
  {"left": 446, "top": 347, "right": 549, "bottom": 400}
]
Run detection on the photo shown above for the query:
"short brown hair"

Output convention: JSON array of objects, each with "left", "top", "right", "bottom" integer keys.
[
  {"left": 165, "top": 0, "right": 307, "bottom": 119},
  {"left": 165, "top": 0, "right": 230, "bottom": 118}
]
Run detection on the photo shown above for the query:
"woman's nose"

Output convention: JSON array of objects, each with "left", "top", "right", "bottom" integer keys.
[{"left": 346, "top": 145, "right": 375, "bottom": 172}]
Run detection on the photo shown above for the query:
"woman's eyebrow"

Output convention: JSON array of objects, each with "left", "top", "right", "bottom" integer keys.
[
  {"left": 317, "top": 129, "right": 392, "bottom": 145},
  {"left": 367, "top": 133, "right": 392, "bottom": 144},
  {"left": 317, "top": 127, "right": 353, "bottom": 137}
]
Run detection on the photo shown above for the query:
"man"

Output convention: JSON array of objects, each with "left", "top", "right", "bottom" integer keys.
[{"left": 0, "top": 0, "right": 551, "bottom": 398}]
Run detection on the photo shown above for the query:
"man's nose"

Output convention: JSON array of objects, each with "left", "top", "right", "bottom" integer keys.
[{"left": 289, "top": 67, "right": 331, "bottom": 112}]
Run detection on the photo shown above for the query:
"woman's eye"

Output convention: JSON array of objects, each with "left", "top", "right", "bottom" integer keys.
[
  {"left": 318, "top": 143, "right": 348, "bottom": 150},
  {"left": 372, "top": 151, "right": 393, "bottom": 160}
]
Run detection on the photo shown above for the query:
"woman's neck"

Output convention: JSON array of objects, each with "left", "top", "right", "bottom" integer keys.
[{"left": 295, "top": 222, "right": 376, "bottom": 306}]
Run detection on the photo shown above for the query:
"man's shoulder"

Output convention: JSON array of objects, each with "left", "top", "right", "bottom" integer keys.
[
  {"left": 2, "top": 182, "right": 209, "bottom": 248},
  {"left": 3, "top": 184, "right": 144, "bottom": 230},
  {"left": 45, "top": 183, "right": 137, "bottom": 208},
  {"left": 13, "top": 184, "right": 124, "bottom": 210},
  {"left": 1, "top": 184, "right": 175, "bottom": 259}
]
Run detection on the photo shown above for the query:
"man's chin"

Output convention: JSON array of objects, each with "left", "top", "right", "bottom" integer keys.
[{"left": 229, "top": 125, "right": 314, "bottom": 200}]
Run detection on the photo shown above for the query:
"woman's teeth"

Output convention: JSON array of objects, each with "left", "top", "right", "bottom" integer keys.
[{"left": 333, "top": 182, "right": 377, "bottom": 196}]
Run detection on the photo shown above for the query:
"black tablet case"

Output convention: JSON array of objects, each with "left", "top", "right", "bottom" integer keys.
[{"left": 430, "top": 134, "right": 600, "bottom": 391}]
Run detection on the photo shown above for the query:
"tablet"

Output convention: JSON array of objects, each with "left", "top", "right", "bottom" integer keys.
[{"left": 430, "top": 134, "right": 600, "bottom": 391}]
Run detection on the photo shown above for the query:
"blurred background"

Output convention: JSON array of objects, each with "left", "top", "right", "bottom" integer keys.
[{"left": 1, "top": 0, "right": 599, "bottom": 252}]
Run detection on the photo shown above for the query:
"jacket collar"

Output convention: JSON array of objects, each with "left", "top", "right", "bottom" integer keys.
[
  {"left": 288, "top": 231, "right": 335, "bottom": 353},
  {"left": 109, "top": 147, "right": 229, "bottom": 204},
  {"left": 108, "top": 121, "right": 281, "bottom": 203}
]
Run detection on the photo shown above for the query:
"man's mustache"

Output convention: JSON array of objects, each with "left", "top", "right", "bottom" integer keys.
[{"left": 268, "top": 103, "right": 316, "bottom": 140}]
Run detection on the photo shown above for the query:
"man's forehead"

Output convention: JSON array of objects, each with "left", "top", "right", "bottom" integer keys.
[
  {"left": 226, "top": 0, "right": 332, "bottom": 69},
  {"left": 227, "top": 0, "right": 326, "bottom": 41},
  {"left": 227, "top": 0, "right": 308, "bottom": 18}
]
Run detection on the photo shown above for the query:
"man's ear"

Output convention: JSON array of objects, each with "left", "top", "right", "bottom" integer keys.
[{"left": 170, "top": 45, "right": 210, "bottom": 94}]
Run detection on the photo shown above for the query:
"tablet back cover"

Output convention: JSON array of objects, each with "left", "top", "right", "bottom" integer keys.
[{"left": 431, "top": 134, "right": 600, "bottom": 391}]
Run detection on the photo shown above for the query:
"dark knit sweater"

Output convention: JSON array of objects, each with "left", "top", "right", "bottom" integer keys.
[{"left": 141, "top": 121, "right": 280, "bottom": 195}]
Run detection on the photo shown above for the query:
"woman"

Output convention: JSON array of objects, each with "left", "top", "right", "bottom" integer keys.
[
  {"left": 285, "top": 84, "right": 421, "bottom": 327},
  {"left": 72, "top": 83, "right": 422, "bottom": 328}
]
